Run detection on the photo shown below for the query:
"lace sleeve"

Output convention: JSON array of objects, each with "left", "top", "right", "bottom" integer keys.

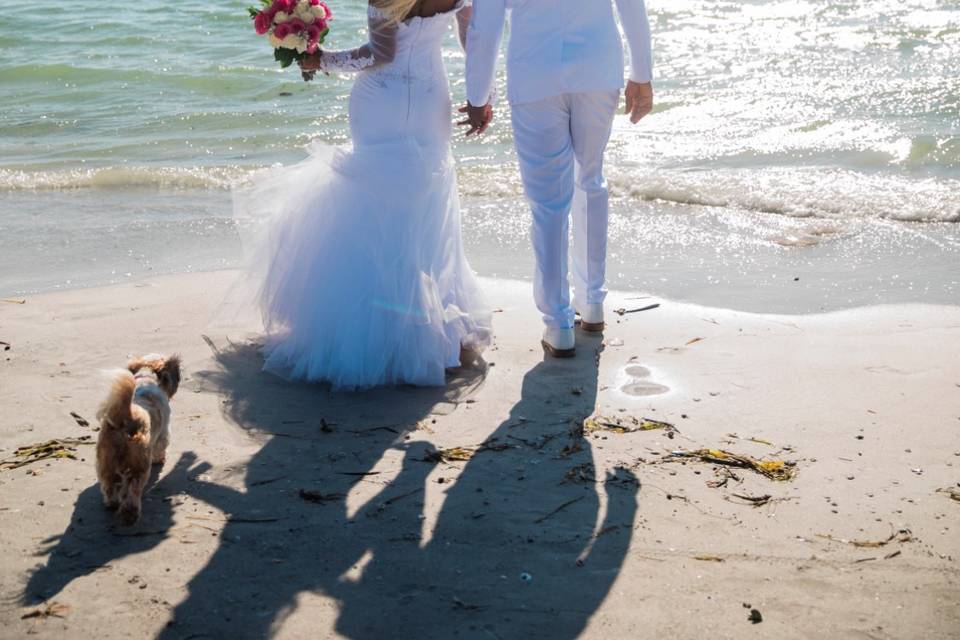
[
  {"left": 317, "top": 5, "right": 398, "bottom": 73},
  {"left": 455, "top": 1, "right": 471, "bottom": 51}
]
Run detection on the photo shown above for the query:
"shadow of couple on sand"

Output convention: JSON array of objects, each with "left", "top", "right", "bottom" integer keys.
[{"left": 27, "top": 335, "right": 640, "bottom": 639}]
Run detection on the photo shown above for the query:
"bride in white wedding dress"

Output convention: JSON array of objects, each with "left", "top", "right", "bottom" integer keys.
[{"left": 233, "top": 0, "right": 491, "bottom": 390}]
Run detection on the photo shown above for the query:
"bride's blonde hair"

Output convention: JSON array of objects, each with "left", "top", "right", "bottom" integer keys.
[{"left": 371, "top": 0, "right": 420, "bottom": 25}]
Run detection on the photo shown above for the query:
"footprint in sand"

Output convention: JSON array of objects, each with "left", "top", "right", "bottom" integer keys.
[{"left": 620, "top": 364, "right": 670, "bottom": 397}]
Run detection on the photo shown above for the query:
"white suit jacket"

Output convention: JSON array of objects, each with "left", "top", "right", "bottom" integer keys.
[{"left": 465, "top": 0, "right": 653, "bottom": 107}]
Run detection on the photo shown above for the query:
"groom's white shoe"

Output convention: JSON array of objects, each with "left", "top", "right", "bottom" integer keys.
[
  {"left": 577, "top": 304, "right": 605, "bottom": 333},
  {"left": 542, "top": 327, "right": 576, "bottom": 358}
]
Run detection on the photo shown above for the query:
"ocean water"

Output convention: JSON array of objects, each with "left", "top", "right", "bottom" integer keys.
[{"left": 1, "top": 0, "right": 958, "bottom": 312}]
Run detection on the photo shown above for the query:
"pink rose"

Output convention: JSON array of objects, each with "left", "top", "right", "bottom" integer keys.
[
  {"left": 254, "top": 11, "right": 271, "bottom": 35},
  {"left": 319, "top": 2, "right": 331, "bottom": 17},
  {"left": 306, "top": 24, "right": 321, "bottom": 41},
  {"left": 287, "top": 17, "right": 305, "bottom": 33},
  {"left": 315, "top": 19, "right": 327, "bottom": 32},
  {"left": 271, "top": 0, "right": 294, "bottom": 13},
  {"left": 273, "top": 22, "right": 291, "bottom": 38},
  {"left": 306, "top": 41, "right": 319, "bottom": 54}
]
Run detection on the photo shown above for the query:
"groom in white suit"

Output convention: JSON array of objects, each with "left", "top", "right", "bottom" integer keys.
[{"left": 463, "top": 0, "right": 654, "bottom": 357}]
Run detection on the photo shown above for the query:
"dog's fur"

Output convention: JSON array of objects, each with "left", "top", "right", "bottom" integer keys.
[{"left": 95, "top": 354, "right": 181, "bottom": 525}]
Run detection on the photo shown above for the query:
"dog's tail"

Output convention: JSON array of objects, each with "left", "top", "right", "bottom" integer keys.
[{"left": 97, "top": 370, "right": 136, "bottom": 428}]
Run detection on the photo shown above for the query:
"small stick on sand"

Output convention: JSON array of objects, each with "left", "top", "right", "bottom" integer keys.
[{"left": 534, "top": 496, "right": 584, "bottom": 524}]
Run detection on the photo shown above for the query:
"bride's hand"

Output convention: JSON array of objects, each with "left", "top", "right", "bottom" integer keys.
[
  {"left": 299, "top": 51, "right": 322, "bottom": 82},
  {"left": 299, "top": 51, "right": 322, "bottom": 72}
]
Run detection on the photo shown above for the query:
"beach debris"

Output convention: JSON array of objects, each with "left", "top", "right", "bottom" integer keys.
[
  {"left": 320, "top": 418, "right": 335, "bottom": 433},
  {"left": 422, "top": 439, "right": 509, "bottom": 463},
  {"left": 559, "top": 440, "right": 583, "bottom": 458},
  {"left": 451, "top": 596, "right": 483, "bottom": 611},
  {"left": 187, "top": 514, "right": 281, "bottom": 524},
  {"left": 884, "top": 550, "right": 902, "bottom": 560},
  {"left": 297, "top": 489, "right": 345, "bottom": 504},
  {"left": 0, "top": 340, "right": 10, "bottom": 351},
  {"left": 425, "top": 446, "right": 474, "bottom": 462},
  {"left": 369, "top": 488, "right": 423, "bottom": 517},
  {"left": 816, "top": 528, "right": 913, "bottom": 548},
  {"left": 911, "top": 468, "right": 923, "bottom": 476},
  {"left": 706, "top": 476, "right": 728, "bottom": 489},
  {"left": 693, "top": 555, "right": 724, "bottom": 562},
  {"left": 563, "top": 463, "right": 596, "bottom": 484},
  {"left": 534, "top": 496, "right": 584, "bottom": 524},
  {"left": 748, "top": 608, "right": 763, "bottom": 624},
  {"left": 706, "top": 467, "right": 741, "bottom": 489},
  {"left": 583, "top": 415, "right": 676, "bottom": 436},
  {"left": 249, "top": 476, "right": 284, "bottom": 487},
  {"left": 70, "top": 411, "right": 90, "bottom": 428},
  {"left": 728, "top": 493, "right": 772, "bottom": 507},
  {"left": 685, "top": 337, "right": 705, "bottom": 346},
  {"left": 519, "top": 572, "right": 533, "bottom": 584},
  {"left": 1, "top": 437, "right": 94, "bottom": 471},
  {"left": 22, "top": 601, "right": 70, "bottom": 621},
  {"left": 508, "top": 432, "right": 560, "bottom": 450},
  {"left": 606, "top": 338, "right": 625, "bottom": 347},
  {"left": 613, "top": 303, "right": 660, "bottom": 316},
  {"left": 350, "top": 425, "right": 399, "bottom": 436},
  {"left": 200, "top": 334, "right": 220, "bottom": 355},
  {"left": 936, "top": 486, "right": 960, "bottom": 502},
  {"left": 21, "top": 601, "right": 70, "bottom": 622},
  {"left": 1, "top": 298, "right": 26, "bottom": 305},
  {"left": 670, "top": 448, "right": 797, "bottom": 481}
]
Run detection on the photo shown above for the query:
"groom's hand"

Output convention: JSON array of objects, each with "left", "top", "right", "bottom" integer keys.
[
  {"left": 624, "top": 81, "right": 653, "bottom": 124},
  {"left": 458, "top": 102, "right": 493, "bottom": 137}
]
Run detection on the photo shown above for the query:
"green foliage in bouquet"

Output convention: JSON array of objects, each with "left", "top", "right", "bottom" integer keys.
[
  {"left": 248, "top": 0, "right": 271, "bottom": 19},
  {"left": 275, "top": 47, "right": 300, "bottom": 68}
]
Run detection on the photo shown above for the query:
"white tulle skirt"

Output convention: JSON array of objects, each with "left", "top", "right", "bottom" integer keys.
[{"left": 232, "top": 139, "right": 492, "bottom": 390}]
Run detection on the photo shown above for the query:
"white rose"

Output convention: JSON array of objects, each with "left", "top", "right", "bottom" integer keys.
[
  {"left": 295, "top": 40, "right": 308, "bottom": 53},
  {"left": 280, "top": 33, "right": 301, "bottom": 49},
  {"left": 295, "top": 7, "right": 315, "bottom": 23},
  {"left": 274, "top": 11, "right": 289, "bottom": 23},
  {"left": 268, "top": 33, "right": 282, "bottom": 48},
  {"left": 312, "top": 5, "right": 328, "bottom": 19}
]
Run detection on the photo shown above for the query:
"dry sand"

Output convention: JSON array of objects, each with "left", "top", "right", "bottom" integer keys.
[{"left": 1, "top": 271, "right": 958, "bottom": 639}]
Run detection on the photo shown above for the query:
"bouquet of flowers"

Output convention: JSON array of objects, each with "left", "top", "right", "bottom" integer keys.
[{"left": 248, "top": 0, "right": 332, "bottom": 71}]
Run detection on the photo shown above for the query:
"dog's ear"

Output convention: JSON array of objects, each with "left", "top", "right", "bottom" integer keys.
[
  {"left": 126, "top": 356, "right": 148, "bottom": 375},
  {"left": 157, "top": 355, "right": 182, "bottom": 397}
]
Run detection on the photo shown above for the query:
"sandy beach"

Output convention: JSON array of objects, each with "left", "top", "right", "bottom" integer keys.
[{"left": 0, "top": 271, "right": 957, "bottom": 638}]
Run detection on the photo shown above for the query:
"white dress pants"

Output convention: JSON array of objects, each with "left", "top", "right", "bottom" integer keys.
[{"left": 510, "top": 90, "right": 619, "bottom": 329}]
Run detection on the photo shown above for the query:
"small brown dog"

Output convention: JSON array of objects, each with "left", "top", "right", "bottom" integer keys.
[{"left": 96, "top": 354, "right": 181, "bottom": 525}]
